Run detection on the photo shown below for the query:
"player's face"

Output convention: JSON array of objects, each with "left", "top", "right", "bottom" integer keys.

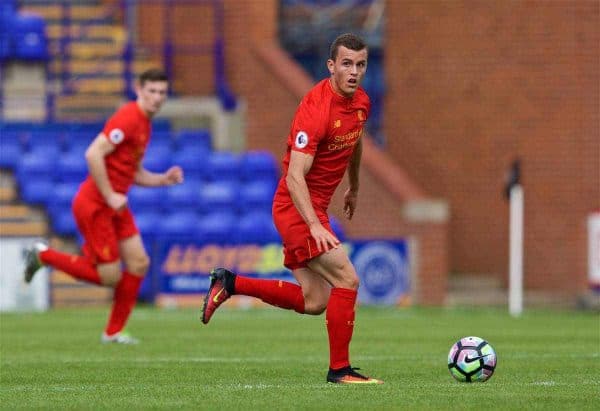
[
  {"left": 327, "top": 46, "right": 368, "bottom": 98},
  {"left": 136, "top": 80, "right": 168, "bottom": 117}
]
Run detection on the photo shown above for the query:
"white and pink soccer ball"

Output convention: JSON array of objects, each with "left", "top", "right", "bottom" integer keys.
[{"left": 447, "top": 336, "right": 497, "bottom": 382}]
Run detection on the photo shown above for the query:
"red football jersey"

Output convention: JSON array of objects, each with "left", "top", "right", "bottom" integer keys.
[
  {"left": 274, "top": 79, "right": 370, "bottom": 211},
  {"left": 79, "top": 101, "right": 151, "bottom": 202}
]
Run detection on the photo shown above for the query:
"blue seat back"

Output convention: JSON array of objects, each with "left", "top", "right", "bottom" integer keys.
[{"left": 206, "top": 151, "right": 240, "bottom": 183}]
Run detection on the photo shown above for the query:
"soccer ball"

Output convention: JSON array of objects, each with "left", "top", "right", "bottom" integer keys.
[{"left": 447, "top": 336, "right": 497, "bottom": 382}]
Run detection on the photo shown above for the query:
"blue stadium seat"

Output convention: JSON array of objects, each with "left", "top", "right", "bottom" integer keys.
[
  {"left": 149, "top": 131, "right": 175, "bottom": 150},
  {"left": 197, "top": 211, "right": 236, "bottom": 243},
  {"left": 20, "top": 178, "right": 54, "bottom": 206},
  {"left": 57, "top": 153, "right": 87, "bottom": 183},
  {"left": 44, "top": 183, "right": 78, "bottom": 235},
  {"left": 206, "top": 151, "right": 240, "bottom": 183},
  {"left": 238, "top": 180, "right": 276, "bottom": 213},
  {"left": 11, "top": 12, "right": 49, "bottom": 61},
  {"left": 135, "top": 211, "right": 162, "bottom": 239},
  {"left": 28, "top": 144, "right": 60, "bottom": 160},
  {"left": 157, "top": 211, "right": 200, "bottom": 238},
  {"left": 143, "top": 146, "right": 171, "bottom": 172},
  {"left": 49, "top": 208, "right": 78, "bottom": 236},
  {"left": 128, "top": 186, "right": 165, "bottom": 213},
  {"left": 0, "top": 131, "right": 23, "bottom": 169},
  {"left": 63, "top": 132, "right": 94, "bottom": 155},
  {"left": 236, "top": 211, "right": 280, "bottom": 244},
  {"left": 176, "top": 128, "right": 211, "bottom": 151},
  {"left": 0, "top": 1, "right": 16, "bottom": 59},
  {"left": 166, "top": 180, "right": 201, "bottom": 211},
  {"left": 172, "top": 147, "right": 210, "bottom": 180},
  {"left": 152, "top": 119, "right": 171, "bottom": 133},
  {"left": 25, "top": 131, "right": 63, "bottom": 153},
  {"left": 16, "top": 153, "right": 56, "bottom": 187},
  {"left": 198, "top": 181, "right": 238, "bottom": 214},
  {"left": 240, "top": 151, "right": 280, "bottom": 183},
  {"left": 0, "top": 29, "right": 11, "bottom": 61},
  {"left": 45, "top": 183, "right": 79, "bottom": 220}
]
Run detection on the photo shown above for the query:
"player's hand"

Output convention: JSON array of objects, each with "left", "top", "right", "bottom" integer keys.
[
  {"left": 309, "top": 222, "right": 340, "bottom": 253},
  {"left": 106, "top": 192, "right": 128, "bottom": 211},
  {"left": 343, "top": 188, "right": 358, "bottom": 220},
  {"left": 163, "top": 166, "right": 184, "bottom": 185}
]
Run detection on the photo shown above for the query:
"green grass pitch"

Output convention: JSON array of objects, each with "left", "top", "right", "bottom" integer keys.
[{"left": 1, "top": 306, "right": 598, "bottom": 410}]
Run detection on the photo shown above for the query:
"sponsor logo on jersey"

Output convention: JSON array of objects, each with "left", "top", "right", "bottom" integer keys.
[
  {"left": 109, "top": 128, "right": 125, "bottom": 144},
  {"left": 295, "top": 131, "right": 308, "bottom": 148}
]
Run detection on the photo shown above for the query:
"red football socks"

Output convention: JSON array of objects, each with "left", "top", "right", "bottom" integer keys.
[
  {"left": 326, "top": 287, "right": 357, "bottom": 370},
  {"left": 234, "top": 276, "right": 305, "bottom": 314},
  {"left": 105, "top": 271, "right": 143, "bottom": 336},
  {"left": 39, "top": 248, "right": 101, "bottom": 285}
]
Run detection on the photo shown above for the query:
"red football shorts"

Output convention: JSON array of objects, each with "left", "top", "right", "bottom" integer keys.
[
  {"left": 72, "top": 191, "right": 139, "bottom": 264},
  {"left": 272, "top": 200, "right": 335, "bottom": 270}
]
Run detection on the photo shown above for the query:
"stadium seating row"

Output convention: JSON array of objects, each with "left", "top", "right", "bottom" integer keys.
[
  {"left": 0, "top": 127, "right": 211, "bottom": 168},
  {"left": 12, "top": 148, "right": 280, "bottom": 185}
]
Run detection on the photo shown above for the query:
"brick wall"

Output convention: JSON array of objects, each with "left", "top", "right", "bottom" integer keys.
[{"left": 385, "top": 0, "right": 599, "bottom": 295}]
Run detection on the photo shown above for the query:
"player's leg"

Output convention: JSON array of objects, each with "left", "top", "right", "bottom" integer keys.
[
  {"left": 308, "top": 247, "right": 383, "bottom": 384},
  {"left": 23, "top": 195, "right": 111, "bottom": 285},
  {"left": 103, "top": 218, "right": 148, "bottom": 342},
  {"left": 201, "top": 268, "right": 307, "bottom": 324},
  {"left": 292, "top": 267, "right": 330, "bottom": 314}
]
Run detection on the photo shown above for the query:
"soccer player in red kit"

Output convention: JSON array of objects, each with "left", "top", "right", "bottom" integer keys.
[
  {"left": 23, "top": 69, "right": 183, "bottom": 344},
  {"left": 201, "top": 34, "right": 383, "bottom": 384}
]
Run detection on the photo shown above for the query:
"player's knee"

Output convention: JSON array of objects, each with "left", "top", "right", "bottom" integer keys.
[
  {"left": 304, "top": 298, "right": 327, "bottom": 315},
  {"left": 99, "top": 267, "right": 121, "bottom": 286},
  {"left": 127, "top": 254, "right": 150, "bottom": 275},
  {"left": 340, "top": 273, "right": 360, "bottom": 290},
  {"left": 331, "top": 262, "right": 359, "bottom": 290}
]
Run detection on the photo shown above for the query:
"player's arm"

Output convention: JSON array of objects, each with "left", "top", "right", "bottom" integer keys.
[
  {"left": 134, "top": 164, "right": 183, "bottom": 187},
  {"left": 85, "top": 133, "right": 126, "bottom": 210},
  {"left": 343, "top": 137, "right": 362, "bottom": 220},
  {"left": 287, "top": 150, "right": 340, "bottom": 252}
]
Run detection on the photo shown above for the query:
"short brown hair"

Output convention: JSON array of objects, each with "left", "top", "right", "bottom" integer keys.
[
  {"left": 329, "top": 33, "right": 368, "bottom": 61},
  {"left": 139, "top": 68, "right": 168, "bottom": 85}
]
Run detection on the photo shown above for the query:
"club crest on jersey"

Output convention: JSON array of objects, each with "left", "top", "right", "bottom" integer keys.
[
  {"left": 109, "top": 128, "right": 125, "bottom": 144},
  {"left": 295, "top": 131, "right": 309, "bottom": 148},
  {"left": 357, "top": 110, "right": 365, "bottom": 122}
]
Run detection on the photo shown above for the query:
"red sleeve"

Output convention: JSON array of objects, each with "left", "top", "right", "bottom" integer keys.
[
  {"left": 102, "top": 106, "right": 136, "bottom": 147},
  {"left": 288, "top": 94, "right": 327, "bottom": 156}
]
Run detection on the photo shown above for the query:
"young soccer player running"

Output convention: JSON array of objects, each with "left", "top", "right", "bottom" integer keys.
[
  {"left": 201, "top": 33, "right": 383, "bottom": 384},
  {"left": 23, "top": 68, "right": 183, "bottom": 344}
]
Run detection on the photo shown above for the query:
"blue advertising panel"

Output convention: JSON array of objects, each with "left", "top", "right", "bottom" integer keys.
[{"left": 152, "top": 239, "right": 409, "bottom": 305}]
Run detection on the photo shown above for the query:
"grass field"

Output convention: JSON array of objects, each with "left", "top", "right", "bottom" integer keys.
[{"left": 1, "top": 306, "right": 598, "bottom": 410}]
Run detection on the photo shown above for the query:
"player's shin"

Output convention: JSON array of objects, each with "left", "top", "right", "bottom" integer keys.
[
  {"left": 39, "top": 248, "right": 102, "bottom": 284},
  {"left": 104, "top": 271, "right": 143, "bottom": 336},
  {"left": 325, "top": 287, "right": 357, "bottom": 370},
  {"left": 235, "top": 276, "right": 305, "bottom": 313}
]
